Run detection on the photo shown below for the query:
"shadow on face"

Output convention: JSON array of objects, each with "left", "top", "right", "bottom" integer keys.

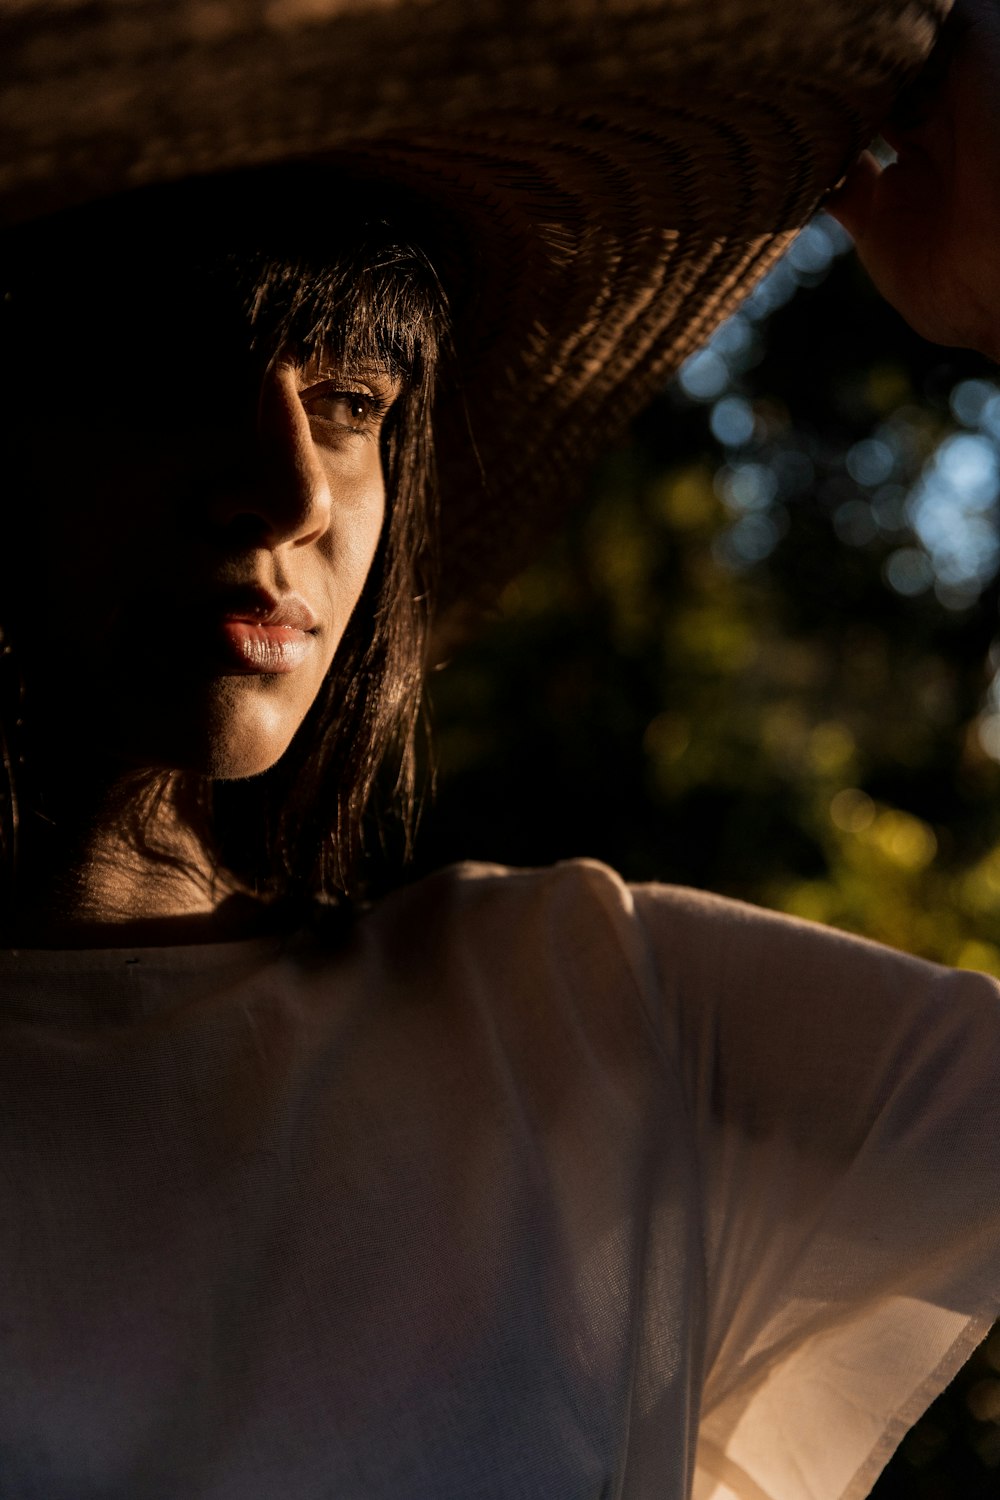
[{"left": 0, "top": 173, "right": 434, "bottom": 784}]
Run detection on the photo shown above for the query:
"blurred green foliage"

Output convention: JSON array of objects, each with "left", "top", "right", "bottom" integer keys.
[
  {"left": 419, "top": 221, "right": 1000, "bottom": 973},
  {"left": 414, "top": 219, "right": 1000, "bottom": 1495}
]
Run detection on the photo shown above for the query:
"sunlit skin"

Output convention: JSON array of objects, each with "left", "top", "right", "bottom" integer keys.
[
  {"left": 5, "top": 357, "right": 398, "bottom": 944},
  {"left": 196, "top": 360, "right": 395, "bottom": 780}
]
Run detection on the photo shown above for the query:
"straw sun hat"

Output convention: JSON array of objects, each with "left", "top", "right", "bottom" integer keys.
[{"left": 0, "top": 0, "right": 950, "bottom": 617}]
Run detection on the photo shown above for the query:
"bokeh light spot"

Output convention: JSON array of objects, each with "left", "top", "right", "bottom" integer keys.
[
  {"left": 786, "top": 219, "right": 839, "bottom": 276},
  {"left": 678, "top": 348, "right": 730, "bottom": 401},
  {"left": 654, "top": 466, "right": 718, "bottom": 530},
  {"left": 830, "top": 788, "right": 876, "bottom": 833},
  {"left": 949, "top": 378, "right": 999, "bottom": 429},
  {"left": 715, "top": 513, "right": 780, "bottom": 566},
  {"left": 710, "top": 313, "right": 761, "bottom": 373},
  {"left": 905, "top": 433, "right": 1000, "bottom": 597},
  {"left": 866, "top": 809, "right": 937, "bottom": 870},
  {"left": 934, "top": 433, "right": 999, "bottom": 499},
  {"left": 710, "top": 395, "right": 756, "bottom": 448},
  {"left": 883, "top": 548, "right": 933, "bottom": 597},
  {"left": 717, "top": 462, "right": 778, "bottom": 513},
  {"left": 846, "top": 436, "right": 896, "bottom": 487},
  {"left": 809, "top": 723, "right": 855, "bottom": 775},
  {"left": 870, "top": 484, "right": 907, "bottom": 536}
]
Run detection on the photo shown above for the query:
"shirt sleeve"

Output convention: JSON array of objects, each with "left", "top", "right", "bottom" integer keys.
[{"left": 628, "top": 878, "right": 1000, "bottom": 1500}]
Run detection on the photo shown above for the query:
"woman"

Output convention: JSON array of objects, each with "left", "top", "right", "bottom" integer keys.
[{"left": 0, "top": 1, "right": 998, "bottom": 1497}]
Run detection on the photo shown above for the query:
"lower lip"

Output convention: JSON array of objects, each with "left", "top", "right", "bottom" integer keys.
[{"left": 218, "top": 621, "right": 316, "bottom": 674}]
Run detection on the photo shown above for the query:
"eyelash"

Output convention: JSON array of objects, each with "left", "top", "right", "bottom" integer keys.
[{"left": 298, "top": 384, "right": 392, "bottom": 439}]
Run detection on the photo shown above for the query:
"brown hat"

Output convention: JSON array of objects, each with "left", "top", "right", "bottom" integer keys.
[{"left": 0, "top": 0, "right": 948, "bottom": 614}]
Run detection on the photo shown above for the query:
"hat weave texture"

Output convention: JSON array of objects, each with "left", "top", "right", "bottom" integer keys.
[{"left": 0, "top": 0, "right": 951, "bottom": 611}]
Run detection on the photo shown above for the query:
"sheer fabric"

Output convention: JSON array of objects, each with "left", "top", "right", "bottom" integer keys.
[{"left": 0, "top": 859, "right": 997, "bottom": 1499}]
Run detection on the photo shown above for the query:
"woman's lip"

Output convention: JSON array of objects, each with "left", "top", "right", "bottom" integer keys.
[
  {"left": 218, "top": 589, "right": 318, "bottom": 632},
  {"left": 218, "top": 619, "right": 316, "bottom": 674}
]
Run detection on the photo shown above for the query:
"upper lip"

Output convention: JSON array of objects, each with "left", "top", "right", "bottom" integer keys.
[{"left": 214, "top": 584, "right": 319, "bottom": 632}]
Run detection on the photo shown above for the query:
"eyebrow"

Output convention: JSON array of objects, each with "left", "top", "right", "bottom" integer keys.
[{"left": 296, "top": 356, "right": 406, "bottom": 391}]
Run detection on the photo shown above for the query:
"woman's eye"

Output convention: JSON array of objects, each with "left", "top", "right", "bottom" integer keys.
[{"left": 299, "top": 388, "right": 382, "bottom": 434}]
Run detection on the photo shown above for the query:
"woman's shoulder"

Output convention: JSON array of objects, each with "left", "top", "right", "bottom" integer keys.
[
  {"left": 365, "top": 855, "right": 955, "bottom": 968},
  {"left": 358, "top": 856, "right": 1000, "bottom": 1029},
  {"left": 357, "top": 854, "right": 623, "bottom": 946},
  {"left": 362, "top": 856, "right": 657, "bottom": 978}
]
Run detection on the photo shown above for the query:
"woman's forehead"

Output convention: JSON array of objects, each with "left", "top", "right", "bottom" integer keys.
[{"left": 2, "top": 196, "right": 443, "bottom": 388}]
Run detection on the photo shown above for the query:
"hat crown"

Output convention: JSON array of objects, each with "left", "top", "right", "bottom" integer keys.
[{"left": 0, "top": 0, "right": 952, "bottom": 615}]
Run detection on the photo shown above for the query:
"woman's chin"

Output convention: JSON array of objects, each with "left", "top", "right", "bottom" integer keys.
[
  {"left": 24, "top": 647, "right": 327, "bottom": 785},
  {"left": 176, "top": 684, "right": 310, "bottom": 780},
  {"left": 198, "top": 735, "right": 292, "bottom": 782},
  {"left": 88, "top": 676, "right": 315, "bottom": 783}
]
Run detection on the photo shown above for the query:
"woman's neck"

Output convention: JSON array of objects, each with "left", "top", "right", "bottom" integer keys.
[{"left": 3, "top": 770, "right": 272, "bottom": 948}]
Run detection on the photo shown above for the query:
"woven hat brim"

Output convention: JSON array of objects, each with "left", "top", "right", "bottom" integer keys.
[{"left": 0, "top": 0, "right": 951, "bottom": 615}]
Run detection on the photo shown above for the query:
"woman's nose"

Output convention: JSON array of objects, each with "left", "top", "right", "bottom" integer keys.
[{"left": 209, "top": 366, "right": 332, "bottom": 547}]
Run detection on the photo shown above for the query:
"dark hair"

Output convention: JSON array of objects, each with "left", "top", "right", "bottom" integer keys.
[{"left": 0, "top": 166, "right": 450, "bottom": 910}]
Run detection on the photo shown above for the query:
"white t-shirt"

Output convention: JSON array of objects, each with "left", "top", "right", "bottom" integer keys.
[{"left": 0, "top": 859, "right": 997, "bottom": 1500}]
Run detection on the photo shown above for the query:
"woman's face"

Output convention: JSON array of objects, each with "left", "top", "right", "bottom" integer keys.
[{"left": 8, "top": 351, "right": 397, "bottom": 781}]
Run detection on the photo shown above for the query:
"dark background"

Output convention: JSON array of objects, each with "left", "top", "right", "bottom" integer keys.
[{"left": 415, "top": 217, "right": 1000, "bottom": 1496}]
